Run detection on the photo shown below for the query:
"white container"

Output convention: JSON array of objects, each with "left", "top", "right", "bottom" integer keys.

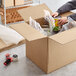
[{"left": 13, "top": 54, "right": 18, "bottom": 62}]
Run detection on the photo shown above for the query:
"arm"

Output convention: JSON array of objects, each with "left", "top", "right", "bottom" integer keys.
[
  {"left": 0, "top": 0, "right": 2, "bottom": 7},
  {"left": 57, "top": 0, "right": 76, "bottom": 14},
  {"left": 57, "top": 14, "right": 76, "bottom": 26}
]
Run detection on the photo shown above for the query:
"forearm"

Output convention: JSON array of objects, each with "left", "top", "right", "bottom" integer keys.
[
  {"left": 57, "top": 0, "right": 76, "bottom": 14},
  {"left": 68, "top": 13, "right": 76, "bottom": 21}
]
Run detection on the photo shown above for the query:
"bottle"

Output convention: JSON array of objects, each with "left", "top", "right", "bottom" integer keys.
[{"left": 53, "top": 18, "right": 60, "bottom": 33}]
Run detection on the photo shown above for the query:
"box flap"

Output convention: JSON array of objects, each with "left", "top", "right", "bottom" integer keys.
[
  {"left": 49, "top": 27, "right": 76, "bottom": 44},
  {"left": 0, "top": 39, "right": 25, "bottom": 52},
  {"left": 0, "top": 39, "right": 8, "bottom": 50},
  {"left": 18, "top": 4, "right": 52, "bottom": 22},
  {"left": 10, "top": 23, "right": 46, "bottom": 41}
]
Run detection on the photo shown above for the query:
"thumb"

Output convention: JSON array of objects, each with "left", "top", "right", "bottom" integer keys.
[{"left": 53, "top": 15, "right": 57, "bottom": 18}]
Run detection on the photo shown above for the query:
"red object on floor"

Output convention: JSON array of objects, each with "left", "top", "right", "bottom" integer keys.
[
  {"left": 4, "top": 59, "right": 11, "bottom": 66},
  {"left": 5, "top": 53, "right": 10, "bottom": 59}
]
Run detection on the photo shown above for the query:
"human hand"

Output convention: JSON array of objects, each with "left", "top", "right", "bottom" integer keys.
[
  {"left": 58, "top": 17, "right": 68, "bottom": 26},
  {"left": 52, "top": 12, "right": 59, "bottom": 17}
]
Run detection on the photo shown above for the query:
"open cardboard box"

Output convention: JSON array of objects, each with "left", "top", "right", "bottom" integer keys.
[
  {"left": 10, "top": 4, "right": 76, "bottom": 73},
  {"left": 0, "top": 38, "right": 25, "bottom": 52},
  {"left": 0, "top": 26, "right": 25, "bottom": 52}
]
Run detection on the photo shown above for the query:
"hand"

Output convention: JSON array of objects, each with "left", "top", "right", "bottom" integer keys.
[
  {"left": 58, "top": 17, "right": 68, "bottom": 26},
  {"left": 52, "top": 12, "right": 59, "bottom": 17}
]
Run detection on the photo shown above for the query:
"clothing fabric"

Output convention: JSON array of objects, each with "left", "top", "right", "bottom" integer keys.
[
  {"left": 0, "top": 0, "right": 2, "bottom": 7},
  {"left": 57, "top": 0, "right": 76, "bottom": 20}
]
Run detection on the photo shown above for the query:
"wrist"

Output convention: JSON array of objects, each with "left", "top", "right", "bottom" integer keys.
[{"left": 56, "top": 11, "right": 60, "bottom": 15}]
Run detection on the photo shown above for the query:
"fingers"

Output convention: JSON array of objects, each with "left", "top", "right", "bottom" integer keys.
[
  {"left": 52, "top": 12, "right": 59, "bottom": 18},
  {"left": 58, "top": 17, "right": 68, "bottom": 26},
  {"left": 52, "top": 13, "right": 57, "bottom": 18},
  {"left": 51, "top": 14, "right": 54, "bottom": 17},
  {"left": 58, "top": 20, "right": 65, "bottom": 25},
  {"left": 54, "top": 14, "right": 58, "bottom": 18},
  {"left": 52, "top": 13, "right": 68, "bottom": 26},
  {"left": 58, "top": 19, "right": 63, "bottom": 25}
]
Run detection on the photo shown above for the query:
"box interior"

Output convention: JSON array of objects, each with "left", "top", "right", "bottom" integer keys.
[
  {"left": 16, "top": 4, "right": 76, "bottom": 45},
  {"left": 27, "top": 17, "right": 76, "bottom": 44},
  {"left": 27, "top": 17, "right": 54, "bottom": 36},
  {"left": 27, "top": 17, "right": 49, "bottom": 27},
  {"left": 27, "top": 17, "right": 63, "bottom": 36}
]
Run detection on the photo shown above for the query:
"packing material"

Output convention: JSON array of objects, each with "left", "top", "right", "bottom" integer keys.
[
  {"left": 0, "top": 25, "right": 25, "bottom": 52},
  {"left": 29, "top": 17, "right": 47, "bottom": 35},
  {"left": 0, "top": 24, "right": 24, "bottom": 45},
  {"left": 0, "top": 38, "right": 25, "bottom": 52}
]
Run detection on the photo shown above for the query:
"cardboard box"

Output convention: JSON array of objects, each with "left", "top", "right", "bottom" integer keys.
[
  {"left": 0, "top": 38, "right": 25, "bottom": 52},
  {"left": 10, "top": 4, "right": 76, "bottom": 73},
  {"left": 18, "top": 4, "right": 52, "bottom": 22},
  {"left": 15, "top": 0, "right": 24, "bottom": 6},
  {"left": 2, "top": 0, "right": 14, "bottom": 7},
  {"left": 0, "top": 25, "right": 25, "bottom": 52}
]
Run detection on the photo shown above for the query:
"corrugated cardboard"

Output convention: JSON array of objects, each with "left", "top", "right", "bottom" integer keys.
[
  {"left": 2, "top": 0, "right": 14, "bottom": 7},
  {"left": 15, "top": 0, "right": 24, "bottom": 6},
  {"left": 10, "top": 23, "right": 46, "bottom": 41},
  {"left": 10, "top": 4, "right": 76, "bottom": 73},
  {"left": 0, "top": 23, "right": 25, "bottom": 52},
  {"left": 0, "top": 39, "right": 25, "bottom": 52},
  {"left": 50, "top": 27, "right": 76, "bottom": 44},
  {"left": 18, "top": 4, "right": 52, "bottom": 22}
]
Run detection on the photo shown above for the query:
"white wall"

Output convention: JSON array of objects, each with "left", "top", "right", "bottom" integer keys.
[{"left": 40, "top": 0, "right": 71, "bottom": 12}]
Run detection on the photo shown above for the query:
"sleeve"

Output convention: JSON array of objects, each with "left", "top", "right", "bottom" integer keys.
[
  {"left": 68, "top": 14, "right": 76, "bottom": 21},
  {"left": 57, "top": 0, "right": 76, "bottom": 14},
  {"left": 0, "top": 0, "right": 2, "bottom": 7}
]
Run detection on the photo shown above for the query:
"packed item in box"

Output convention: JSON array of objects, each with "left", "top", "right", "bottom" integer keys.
[
  {"left": 29, "top": 10, "right": 76, "bottom": 36},
  {"left": 29, "top": 17, "right": 47, "bottom": 35}
]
